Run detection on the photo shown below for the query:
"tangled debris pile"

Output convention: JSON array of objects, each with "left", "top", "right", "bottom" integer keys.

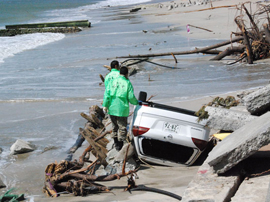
[{"left": 43, "top": 105, "right": 139, "bottom": 197}]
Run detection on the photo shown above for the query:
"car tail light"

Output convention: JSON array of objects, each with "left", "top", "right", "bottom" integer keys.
[
  {"left": 192, "top": 138, "right": 208, "bottom": 151},
  {"left": 132, "top": 126, "right": 150, "bottom": 136},
  {"left": 139, "top": 101, "right": 150, "bottom": 107}
]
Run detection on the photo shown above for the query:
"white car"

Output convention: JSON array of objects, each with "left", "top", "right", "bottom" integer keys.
[{"left": 129, "top": 92, "right": 210, "bottom": 166}]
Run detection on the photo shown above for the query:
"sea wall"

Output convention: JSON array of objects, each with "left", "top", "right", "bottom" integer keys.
[{"left": 0, "top": 27, "right": 82, "bottom": 37}]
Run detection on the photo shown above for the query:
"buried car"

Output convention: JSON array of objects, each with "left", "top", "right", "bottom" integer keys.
[{"left": 129, "top": 92, "right": 210, "bottom": 166}]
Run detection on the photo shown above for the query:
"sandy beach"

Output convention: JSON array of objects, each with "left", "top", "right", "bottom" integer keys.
[
  {"left": 1, "top": 0, "right": 269, "bottom": 201},
  {"left": 137, "top": 0, "right": 263, "bottom": 40}
]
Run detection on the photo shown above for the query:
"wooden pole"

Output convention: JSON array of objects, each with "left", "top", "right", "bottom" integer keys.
[
  {"left": 171, "top": 53, "right": 178, "bottom": 63},
  {"left": 117, "top": 37, "right": 243, "bottom": 58},
  {"left": 181, "top": 5, "right": 237, "bottom": 14},
  {"left": 188, "top": 24, "right": 213, "bottom": 32},
  {"left": 81, "top": 128, "right": 108, "bottom": 167}
]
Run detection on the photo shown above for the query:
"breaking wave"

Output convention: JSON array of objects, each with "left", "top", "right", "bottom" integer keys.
[{"left": 0, "top": 33, "right": 65, "bottom": 64}]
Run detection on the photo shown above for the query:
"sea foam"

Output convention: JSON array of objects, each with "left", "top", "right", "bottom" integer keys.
[
  {"left": 0, "top": 33, "right": 65, "bottom": 64},
  {"left": 41, "top": 0, "right": 151, "bottom": 23}
]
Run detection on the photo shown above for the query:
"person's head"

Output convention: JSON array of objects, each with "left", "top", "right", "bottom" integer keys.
[
  {"left": 110, "top": 60, "right": 119, "bottom": 70},
  {"left": 120, "top": 66, "right": 128, "bottom": 78}
]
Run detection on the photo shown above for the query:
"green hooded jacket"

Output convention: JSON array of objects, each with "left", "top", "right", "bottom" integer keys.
[
  {"left": 103, "top": 75, "right": 138, "bottom": 117},
  {"left": 104, "top": 69, "right": 120, "bottom": 88}
]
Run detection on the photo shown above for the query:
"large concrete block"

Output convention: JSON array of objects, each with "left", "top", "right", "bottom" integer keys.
[
  {"left": 231, "top": 175, "right": 270, "bottom": 202},
  {"left": 206, "top": 112, "right": 270, "bottom": 174},
  {"left": 242, "top": 84, "right": 270, "bottom": 115},
  {"left": 205, "top": 106, "right": 256, "bottom": 131},
  {"left": 182, "top": 163, "right": 241, "bottom": 202}
]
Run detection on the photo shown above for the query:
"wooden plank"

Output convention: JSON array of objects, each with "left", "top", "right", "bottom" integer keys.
[{"left": 81, "top": 128, "right": 108, "bottom": 167}]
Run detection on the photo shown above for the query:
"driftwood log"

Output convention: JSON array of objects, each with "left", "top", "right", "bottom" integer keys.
[
  {"left": 117, "top": 36, "right": 243, "bottom": 58},
  {"left": 210, "top": 45, "right": 245, "bottom": 61}
]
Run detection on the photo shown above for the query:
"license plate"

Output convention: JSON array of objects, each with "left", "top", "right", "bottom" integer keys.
[{"left": 163, "top": 122, "right": 180, "bottom": 134}]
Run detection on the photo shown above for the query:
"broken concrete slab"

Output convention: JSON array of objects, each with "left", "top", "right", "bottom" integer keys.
[
  {"left": 242, "top": 84, "right": 270, "bottom": 115},
  {"left": 114, "top": 143, "right": 135, "bottom": 163},
  {"left": 231, "top": 175, "right": 270, "bottom": 202},
  {"left": 182, "top": 163, "right": 241, "bottom": 202},
  {"left": 10, "top": 139, "right": 35, "bottom": 155},
  {"left": 206, "top": 112, "right": 270, "bottom": 174},
  {"left": 205, "top": 106, "right": 256, "bottom": 131}
]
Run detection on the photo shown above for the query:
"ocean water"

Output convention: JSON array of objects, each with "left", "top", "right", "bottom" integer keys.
[{"left": 0, "top": 0, "right": 270, "bottom": 200}]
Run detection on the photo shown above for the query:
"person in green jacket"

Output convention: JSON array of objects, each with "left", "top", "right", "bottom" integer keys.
[
  {"left": 104, "top": 60, "right": 120, "bottom": 88},
  {"left": 103, "top": 66, "right": 138, "bottom": 151}
]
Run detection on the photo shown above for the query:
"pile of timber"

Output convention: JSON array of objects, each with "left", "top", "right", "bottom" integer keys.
[
  {"left": 43, "top": 105, "right": 137, "bottom": 197},
  {"left": 117, "top": 2, "right": 270, "bottom": 64},
  {"left": 0, "top": 20, "right": 91, "bottom": 37}
]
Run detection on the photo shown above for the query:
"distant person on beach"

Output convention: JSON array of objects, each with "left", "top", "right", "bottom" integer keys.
[{"left": 103, "top": 66, "right": 138, "bottom": 151}]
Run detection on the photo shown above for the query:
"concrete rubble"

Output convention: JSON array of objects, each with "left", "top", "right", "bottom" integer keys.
[
  {"left": 231, "top": 174, "right": 270, "bottom": 202},
  {"left": 205, "top": 106, "right": 256, "bottom": 131},
  {"left": 207, "top": 111, "right": 270, "bottom": 174},
  {"left": 10, "top": 139, "right": 35, "bottom": 155},
  {"left": 182, "top": 163, "right": 241, "bottom": 202},
  {"left": 182, "top": 84, "right": 270, "bottom": 202},
  {"left": 241, "top": 84, "right": 270, "bottom": 115}
]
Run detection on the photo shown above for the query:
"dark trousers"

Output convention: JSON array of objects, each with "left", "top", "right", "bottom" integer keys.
[{"left": 109, "top": 115, "right": 128, "bottom": 142}]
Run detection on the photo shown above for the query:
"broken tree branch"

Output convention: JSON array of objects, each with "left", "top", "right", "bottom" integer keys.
[
  {"left": 242, "top": 4, "right": 262, "bottom": 40},
  {"left": 210, "top": 45, "right": 245, "bottom": 60},
  {"left": 188, "top": 24, "right": 213, "bottom": 32},
  {"left": 181, "top": 4, "right": 237, "bottom": 14},
  {"left": 171, "top": 53, "right": 178, "bottom": 63},
  {"left": 235, "top": 17, "right": 253, "bottom": 64},
  {"left": 69, "top": 169, "right": 138, "bottom": 182}
]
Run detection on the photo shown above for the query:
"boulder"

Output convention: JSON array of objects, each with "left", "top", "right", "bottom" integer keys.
[
  {"left": 206, "top": 112, "right": 270, "bottom": 174},
  {"left": 242, "top": 84, "right": 270, "bottom": 115},
  {"left": 0, "top": 147, "right": 2, "bottom": 154},
  {"left": 10, "top": 139, "right": 35, "bottom": 155},
  {"left": 205, "top": 106, "right": 257, "bottom": 131}
]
